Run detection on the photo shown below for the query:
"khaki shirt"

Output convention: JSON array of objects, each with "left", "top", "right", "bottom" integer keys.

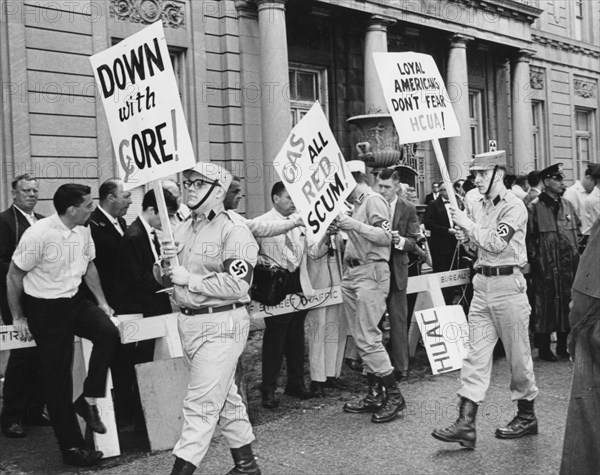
[
  {"left": 464, "top": 188, "right": 528, "bottom": 268},
  {"left": 344, "top": 191, "right": 392, "bottom": 264},
  {"left": 165, "top": 206, "right": 259, "bottom": 308},
  {"left": 12, "top": 214, "right": 95, "bottom": 299}
]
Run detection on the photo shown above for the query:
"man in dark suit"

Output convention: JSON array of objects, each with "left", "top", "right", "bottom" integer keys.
[
  {"left": 377, "top": 169, "right": 420, "bottom": 380},
  {"left": 87, "top": 178, "right": 132, "bottom": 426},
  {"left": 424, "top": 182, "right": 458, "bottom": 303},
  {"left": 424, "top": 181, "right": 440, "bottom": 205},
  {"left": 87, "top": 179, "right": 132, "bottom": 308},
  {"left": 524, "top": 170, "right": 543, "bottom": 207},
  {"left": 114, "top": 188, "right": 178, "bottom": 360},
  {"left": 112, "top": 189, "right": 178, "bottom": 431},
  {"left": 0, "top": 174, "right": 48, "bottom": 438}
]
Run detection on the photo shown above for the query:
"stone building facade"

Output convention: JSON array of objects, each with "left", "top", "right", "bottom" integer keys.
[{"left": 1, "top": 0, "right": 598, "bottom": 216}]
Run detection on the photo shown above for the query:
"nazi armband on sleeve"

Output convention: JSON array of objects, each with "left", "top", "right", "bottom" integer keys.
[
  {"left": 496, "top": 222, "right": 516, "bottom": 243},
  {"left": 374, "top": 220, "right": 392, "bottom": 233},
  {"left": 224, "top": 258, "right": 254, "bottom": 284}
]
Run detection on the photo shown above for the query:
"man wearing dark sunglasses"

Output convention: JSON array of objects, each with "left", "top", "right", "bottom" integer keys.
[{"left": 156, "top": 162, "right": 260, "bottom": 475}]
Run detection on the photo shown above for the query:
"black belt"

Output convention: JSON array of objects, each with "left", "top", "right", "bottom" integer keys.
[
  {"left": 180, "top": 303, "right": 238, "bottom": 315},
  {"left": 346, "top": 259, "right": 386, "bottom": 268},
  {"left": 475, "top": 266, "right": 515, "bottom": 277}
]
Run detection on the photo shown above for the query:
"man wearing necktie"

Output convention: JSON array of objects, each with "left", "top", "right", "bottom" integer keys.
[
  {"left": 0, "top": 174, "right": 48, "bottom": 438},
  {"left": 87, "top": 178, "right": 132, "bottom": 309},
  {"left": 254, "top": 182, "right": 314, "bottom": 408},
  {"left": 424, "top": 182, "right": 459, "bottom": 304},
  {"left": 86, "top": 178, "right": 133, "bottom": 427},
  {"left": 114, "top": 188, "right": 179, "bottom": 351},
  {"left": 163, "top": 179, "right": 191, "bottom": 228},
  {"left": 376, "top": 168, "right": 419, "bottom": 382},
  {"left": 112, "top": 189, "right": 179, "bottom": 432}
]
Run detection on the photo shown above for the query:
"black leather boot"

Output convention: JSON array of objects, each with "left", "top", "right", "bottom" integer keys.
[
  {"left": 227, "top": 444, "right": 261, "bottom": 475},
  {"left": 431, "top": 397, "right": 478, "bottom": 449},
  {"left": 343, "top": 373, "right": 384, "bottom": 413},
  {"left": 495, "top": 399, "right": 538, "bottom": 439},
  {"left": 371, "top": 373, "right": 406, "bottom": 423},
  {"left": 170, "top": 456, "right": 196, "bottom": 475}
]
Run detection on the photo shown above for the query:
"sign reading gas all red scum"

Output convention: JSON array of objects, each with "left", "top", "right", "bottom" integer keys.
[{"left": 272, "top": 102, "right": 357, "bottom": 245}]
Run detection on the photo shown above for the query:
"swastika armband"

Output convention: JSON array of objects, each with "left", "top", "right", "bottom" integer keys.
[
  {"left": 224, "top": 258, "right": 254, "bottom": 284},
  {"left": 496, "top": 223, "right": 516, "bottom": 243},
  {"left": 376, "top": 220, "right": 392, "bottom": 233}
]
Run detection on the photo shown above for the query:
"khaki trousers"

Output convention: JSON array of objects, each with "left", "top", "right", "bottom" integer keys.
[
  {"left": 173, "top": 307, "right": 254, "bottom": 466},
  {"left": 341, "top": 261, "right": 393, "bottom": 376},
  {"left": 458, "top": 273, "right": 538, "bottom": 403}
]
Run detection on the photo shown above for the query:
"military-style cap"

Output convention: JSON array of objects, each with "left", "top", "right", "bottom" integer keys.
[
  {"left": 347, "top": 160, "right": 366, "bottom": 174},
  {"left": 539, "top": 163, "right": 564, "bottom": 181},
  {"left": 183, "top": 161, "right": 233, "bottom": 190},
  {"left": 469, "top": 151, "right": 507, "bottom": 171},
  {"left": 586, "top": 162, "right": 600, "bottom": 178}
]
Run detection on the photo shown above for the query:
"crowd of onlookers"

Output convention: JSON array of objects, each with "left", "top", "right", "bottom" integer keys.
[{"left": 1, "top": 158, "right": 598, "bottom": 470}]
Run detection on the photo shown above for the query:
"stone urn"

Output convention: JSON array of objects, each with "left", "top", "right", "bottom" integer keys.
[{"left": 347, "top": 113, "right": 402, "bottom": 168}]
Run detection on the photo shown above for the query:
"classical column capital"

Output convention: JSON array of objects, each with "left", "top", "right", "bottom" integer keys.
[
  {"left": 255, "top": 0, "right": 287, "bottom": 10},
  {"left": 512, "top": 48, "right": 536, "bottom": 64},
  {"left": 449, "top": 34, "right": 474, "bottom": 49},
  {"left": 367, "top": 14, "right": 396, "bottom": 31},
  {"left": 235, "top": 0, "right": 258, "bottom": 18}
]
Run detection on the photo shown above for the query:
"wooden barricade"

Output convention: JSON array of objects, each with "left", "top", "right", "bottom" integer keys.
[
  {"left": 406, "top": 268, "right": 471, "bottom": 357},
  {"left": 0, "top": 313, "right": 184, "bottom": 457}
]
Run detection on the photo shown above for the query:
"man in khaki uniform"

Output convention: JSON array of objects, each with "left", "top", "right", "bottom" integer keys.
[
  {"left": 432, "top": 151, "right": 538, "bottom": 449},
  {"left": 338, "top": 164, "right": 406, "bottom": 424},
  {"left": 157, "top": 162, "right": 260, "bottom": 475}
]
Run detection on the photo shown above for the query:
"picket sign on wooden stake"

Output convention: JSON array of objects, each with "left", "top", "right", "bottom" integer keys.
[
  {"left": 431, "top": 138, "right": 459, "bottom": 210},
  {"left": 152, "top": 180, "right": 179, "bottom": 267}
]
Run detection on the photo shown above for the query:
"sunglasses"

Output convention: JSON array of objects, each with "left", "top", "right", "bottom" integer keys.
[{"left": 182, "top": 179, "right": 218, "bottom": 190}]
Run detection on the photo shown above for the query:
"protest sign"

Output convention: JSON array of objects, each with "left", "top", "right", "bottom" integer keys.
[
  {"left": 373, "top": 52, "right": 461, "bottom": 209},
  {"left": 373, "top": 52, "right": 460, "bottom": 144},
  {"left": 273, "top": 102, "right": 356, "bottom": 245},
  {"left": 90, "top": 21, "right": 196, "bottom": 190},
  {"left": 414, "top": 305, "right": 469, "bottom": 375}
]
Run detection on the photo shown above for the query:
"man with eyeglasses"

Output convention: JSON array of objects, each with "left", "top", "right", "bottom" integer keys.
[
  {"left": 156, "top": 162, "right": 261, "bottom": 475},
  {"left": 527, "top": 163, "right": 581, "bottom": 362}
]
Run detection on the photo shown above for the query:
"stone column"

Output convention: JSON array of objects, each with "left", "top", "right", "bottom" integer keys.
[
  {"left": 256, "top": 0, "right": 290, "bottom": 208},
  {"left": 364, "top": 16, "right": 394, "bottom": 114},
  {"left": 511, "top": 50, "right": 535, "bottom": 176},
  {"left": 446, "top": 34, "right": 473, "bottom": 181}
]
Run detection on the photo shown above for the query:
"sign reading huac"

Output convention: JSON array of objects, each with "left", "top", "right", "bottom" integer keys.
[
  {"left": 415, "top": 305, "right": 469, "bottom": 375},
  {"left": 373, "top": 52, "right": 460, "bottom": 144},
  {"left": 273, "top": 102, "right": 356, "bottom": 245},
  {"left": 90, "top": 21, "right": 196, "bottom": 190}
]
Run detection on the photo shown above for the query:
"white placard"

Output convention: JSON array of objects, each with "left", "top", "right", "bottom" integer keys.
[
  {"left": 415, "top": 305, "right": 469, "bottom": 375},
  {"left": 90, "top": 21, "right": 196, "bottom": 190},
  {"left": 373, "top": 52, "right": 460, "bottom": 144},
  {"left": 273, "top": 102, "right": 356, "bottom": 245}
]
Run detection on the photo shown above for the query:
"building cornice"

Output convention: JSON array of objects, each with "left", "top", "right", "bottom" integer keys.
[{"left": 532, "top": 33, "right": 600, "bottom": 59}]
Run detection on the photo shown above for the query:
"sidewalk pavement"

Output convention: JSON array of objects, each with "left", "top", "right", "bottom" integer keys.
[{"left": 1, "top": 354, "right": 571, "bottom": 475}]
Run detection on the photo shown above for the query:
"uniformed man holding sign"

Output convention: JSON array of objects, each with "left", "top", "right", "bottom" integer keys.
[
  {"left": 432, "top": 151, "right": 538, "bottom": 449},
  {"left": 157, "top": 162, "right": 260, "bottom": 475},
  {"left": 338, "top": 162, "right": 407, "bottom": 424}
]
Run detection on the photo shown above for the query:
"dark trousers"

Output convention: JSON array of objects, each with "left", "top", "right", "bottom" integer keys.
[
  {"left": 387, "top": 285, "right": 409, "bottom": 374},
  {"left": 432, "top": 254, "right": 456, "bottom": 304},
  {"left": 536, "top": 331, "right": 569, "bottom": 353},
  {"left": 24, "top": 292, "right": 120, "bottom": 451},
  {"left": 0, "top": 347, "right": 45, "bottom": 425},
  {"left": 262, "top": 310, "right": 307, "bottom": 393}
]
